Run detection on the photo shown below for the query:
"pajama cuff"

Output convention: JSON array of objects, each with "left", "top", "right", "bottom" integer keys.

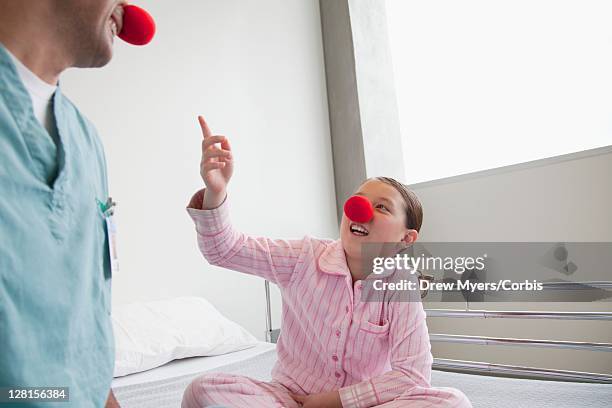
[
  {"left": 186, "top": 188, "right": 230, "bottom": 235},
  {"left": 339, "top": 380, "right": 379, "bottom": 408}
]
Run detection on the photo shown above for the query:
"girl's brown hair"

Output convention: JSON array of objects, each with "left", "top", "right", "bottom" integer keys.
[{"left": 372, "top": 176, "right": 423, "bottom": 232}]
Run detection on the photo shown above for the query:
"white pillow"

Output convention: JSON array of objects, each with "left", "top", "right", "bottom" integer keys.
[{"left": 112, "top": 296, "right": 258, "bottom": 377}]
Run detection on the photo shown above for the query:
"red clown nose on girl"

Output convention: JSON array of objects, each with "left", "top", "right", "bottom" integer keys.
[{"left": 343, "top": 195, "right": 374, "bottom": 223}]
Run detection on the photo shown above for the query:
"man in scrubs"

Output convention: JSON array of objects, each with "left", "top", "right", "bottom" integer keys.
[{"left": 0, "top": 1, "right": 128, "bottom": 406}]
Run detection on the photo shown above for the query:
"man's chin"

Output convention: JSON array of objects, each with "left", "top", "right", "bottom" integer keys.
[
  {"left": 74, "top": 40, "right": 114, "bottom": 68},
  {"left": 93, "top": 52, "right": 113, "bottom": 68},
  {"left": 93, "top": 43, "right": 114, "bottom": 67}
]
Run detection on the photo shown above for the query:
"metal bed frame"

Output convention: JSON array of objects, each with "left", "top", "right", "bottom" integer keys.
[{"left": 263, "top": 280, "right": 612, "bottom": 384}]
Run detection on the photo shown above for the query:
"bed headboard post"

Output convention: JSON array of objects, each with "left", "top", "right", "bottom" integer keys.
[{"left": 264, "top": 280, "right": 280, "bottom": 343}]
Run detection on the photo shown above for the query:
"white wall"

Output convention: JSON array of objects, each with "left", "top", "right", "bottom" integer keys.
[
  {"left": 61, "top": 0, "right": 337, "bottom": 340},
  {"left": 412, "top": 148, "right": 612, "bottom": 242}
]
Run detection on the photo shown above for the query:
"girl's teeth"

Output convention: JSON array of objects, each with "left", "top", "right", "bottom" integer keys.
[{"left": 350, "top": 225, "right": 368, "bottom": 235}]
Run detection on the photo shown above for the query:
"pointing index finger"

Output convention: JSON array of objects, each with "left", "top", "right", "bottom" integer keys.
[{"left": 198, "top": 115, "right": 212, "bottom": 139}]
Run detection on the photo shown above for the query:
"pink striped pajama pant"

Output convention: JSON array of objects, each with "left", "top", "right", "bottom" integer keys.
[{"left": 181, "top": 373, "right": 471, "bottom": 408}]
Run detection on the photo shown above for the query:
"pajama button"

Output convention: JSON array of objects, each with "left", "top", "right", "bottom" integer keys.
[
  {"left": 332, "top": 355, "right": 338, "bottom": 361},
  {"left": 335, "top": 372, "right": 341, "bottom": 378},
  {"left": 335, "top": 329, "right": 341, "bottom": 337}
]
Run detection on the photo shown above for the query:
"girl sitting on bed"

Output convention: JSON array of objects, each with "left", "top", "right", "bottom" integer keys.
[{"left": 182, "top": 116, "right": 472, "bottom": 408}]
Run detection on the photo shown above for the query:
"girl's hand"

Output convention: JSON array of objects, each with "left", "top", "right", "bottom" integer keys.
[
  {"left": 198, "top": 115, "right": 233, "bottom": 209},
  {"left": 290, "top": 391, "right": 342, "bottom": 408}
]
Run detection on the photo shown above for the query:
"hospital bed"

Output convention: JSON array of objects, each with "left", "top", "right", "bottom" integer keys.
[
  {"left": 111, "top": 282, "right": 612, "bottom": 407},
  {"left": 111, "top": 340, "right": 611, "bottom": 408}
]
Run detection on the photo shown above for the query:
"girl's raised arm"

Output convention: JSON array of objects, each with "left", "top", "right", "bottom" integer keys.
[{"left": 187, "top": 116, "right": 305, "bottom": 288}]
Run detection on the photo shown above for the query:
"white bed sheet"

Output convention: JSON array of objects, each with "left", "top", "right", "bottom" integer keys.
[
  {"left": 112, "top": 342, "right": 277, "bottom": 408},
  {"left": 112, "top": 341, "right": 612, "bottom": 408},
  {"left": 112, "top": 341, "right": 275, "bottom": 388}
]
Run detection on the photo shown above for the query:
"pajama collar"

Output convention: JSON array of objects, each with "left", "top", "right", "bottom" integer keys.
[{"left": 317, "top": 239, "right": 351, "bottom": 277}]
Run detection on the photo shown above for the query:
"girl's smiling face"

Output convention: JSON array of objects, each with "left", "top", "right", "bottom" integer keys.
[{"left": 340, "top": 179, "right": 418, "bottom": 260}]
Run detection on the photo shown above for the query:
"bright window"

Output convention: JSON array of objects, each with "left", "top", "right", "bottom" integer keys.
[{"left": 386, "top": 0, "right": 612, "bottom": 184}]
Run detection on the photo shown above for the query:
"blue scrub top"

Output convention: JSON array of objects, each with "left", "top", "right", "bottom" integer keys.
[{"left": 0, "top": 45, "right": 114, "bottom": 407}]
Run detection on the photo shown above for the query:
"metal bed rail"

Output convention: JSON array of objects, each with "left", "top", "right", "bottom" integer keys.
[
  {"left": 419, "top": 274, "right": 612, "bottom": 298},
  {"left": 425, "top": 309, "right": 612, "bottom": 320},
  {"left": 432, "top": 358, "right": 612, "bottom": 384},
  {"left": 429, "top": 334, "right": 612, "bottom": 352},
  {"left": 422, "top": 280, "right": 612, "bottom": 293},
  {"left": 540, "top": 281, "right": 612, "bottom": 290}
]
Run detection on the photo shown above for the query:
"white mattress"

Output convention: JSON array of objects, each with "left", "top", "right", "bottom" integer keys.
[
  {"left": 431, "top": 370, "right": 612, "bottom": 408},
  {"left": 112, "top": 342, "right": 612, "bottom": 408},
  {"left": 112, "top": 342, "right": 276, "bottom": 408}
]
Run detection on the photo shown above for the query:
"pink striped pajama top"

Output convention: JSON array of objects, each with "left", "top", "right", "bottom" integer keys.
[{"left": 187, "top": 189, "right": 469, "bottom": 408}]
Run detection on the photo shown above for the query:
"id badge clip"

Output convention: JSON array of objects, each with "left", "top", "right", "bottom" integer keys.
[{"left": 97, "top": 197, "right": 119, "bottom": 275}]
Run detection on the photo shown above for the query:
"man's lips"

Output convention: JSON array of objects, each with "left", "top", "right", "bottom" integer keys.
[{"left": 110, "top": 6, "right": 124, "bottom": 36}]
